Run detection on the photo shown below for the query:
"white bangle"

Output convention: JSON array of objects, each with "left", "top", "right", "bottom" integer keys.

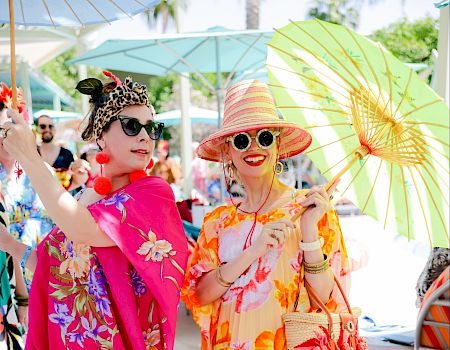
[{"left": 299, "top": 237, "right": 324, "bottom": 251}]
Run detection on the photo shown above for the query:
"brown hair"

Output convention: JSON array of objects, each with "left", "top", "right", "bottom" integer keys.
[{"left": 151, "top": 162, "right": 176, "bottom": 184}]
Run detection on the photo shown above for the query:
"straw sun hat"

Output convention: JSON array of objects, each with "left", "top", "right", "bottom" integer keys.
[{"left": 197, "top": 79, "right": 312, "bottom": 162}]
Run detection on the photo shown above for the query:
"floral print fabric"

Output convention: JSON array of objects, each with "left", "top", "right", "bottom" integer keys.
[
  {"left": 0, "top": 163, "right": 53, "bottom": 247},
  {"left": 26, "top": 177, "right": 188, "bottom": 350},
  {"left": 182, "top": 199, "right": 350, "bottom": 350}
]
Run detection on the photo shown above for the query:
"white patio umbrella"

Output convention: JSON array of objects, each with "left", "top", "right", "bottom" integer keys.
[{"left": 0, "top": 0, "right": 161, "bottom": 108}]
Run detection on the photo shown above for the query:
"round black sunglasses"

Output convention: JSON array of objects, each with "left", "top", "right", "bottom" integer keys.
[{"left": 226, "top": 129, "right": 280, "bottom": 152}]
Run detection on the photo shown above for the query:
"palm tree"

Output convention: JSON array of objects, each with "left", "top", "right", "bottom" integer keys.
[
  {"left": 246, "top": 0, "right": 261, "bottom": 29},
  {"left": 307, "top": 0, "right": 382, "bottom": 29},
  {"left": 144, "top": 0, "right": 177, "bottom": 33}
]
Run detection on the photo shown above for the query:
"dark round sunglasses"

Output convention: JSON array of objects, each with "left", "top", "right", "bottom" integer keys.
[
  {"left": 110, "top": 115, "right": 164, "bottom": 140},
  {"left": 39, "top": 124, "right": 54, "bottom": 130},
  {"left": 226, "top": 129, "right": 280, "bottom": 152}
]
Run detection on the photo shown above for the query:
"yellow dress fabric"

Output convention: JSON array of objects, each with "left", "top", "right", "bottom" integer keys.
[{"left": 182, "top": 201, "right": 350, "bottom": 350}]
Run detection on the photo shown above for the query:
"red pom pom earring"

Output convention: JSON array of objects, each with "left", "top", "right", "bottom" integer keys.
[
  {"left": 128, "top": 159, "right": 153, "bottom": 183},
  {"left": 93, "top": 152, "right": 112, "bottom": 195}
]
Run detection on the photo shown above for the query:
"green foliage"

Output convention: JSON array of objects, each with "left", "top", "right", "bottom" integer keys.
[
  {"left": 39, "top": 48, "right": 102, "bottom": 109},
  {"left": 370, "top": 16, "right": 438, "bottom": 65},
  {"left": 147, "top": 75, "right": 176, "bottom": 113},
  {"left": 307, "top": 0, "right": 362, "bottom": 29},
  {"left": 147, "top": 74, "right": 176, "bottom": 141},
  {"left": 189, "top": 72, "right": 228, "bottom": 98},
  {"left": 39, "top": 49, "right": 177, "bottom": 114}
]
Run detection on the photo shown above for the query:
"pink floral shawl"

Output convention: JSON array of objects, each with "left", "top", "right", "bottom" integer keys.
[{"left": 26, "top": 176, "right": 188, "bottom": 350}]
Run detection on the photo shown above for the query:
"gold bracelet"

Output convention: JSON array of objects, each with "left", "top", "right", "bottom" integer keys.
[
  {"left": 304, "top": 263, "right": 329, "bottom": 274},
  {"left": 215, "top": 266, "right": 233, "bottom": 288},
  {"left": 303, "top": 255, "right": 329, "bottom": 274}
]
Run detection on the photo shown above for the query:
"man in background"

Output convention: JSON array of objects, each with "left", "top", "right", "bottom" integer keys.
[
  {"left": 35, "top": 115, "right": 89, "bottom": 193},
  {"left": 35, "top": 115, "right": 74, "bottom": 170}
]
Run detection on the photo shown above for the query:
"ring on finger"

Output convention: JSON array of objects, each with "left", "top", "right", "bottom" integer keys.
[
  {"left": 270, "top": 232, "right": 280, "bottom": 243},
  {"left": 0, "top": 128, "right": 8, "bottom": 138}
]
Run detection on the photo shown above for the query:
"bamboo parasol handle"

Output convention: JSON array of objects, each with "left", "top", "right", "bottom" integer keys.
[
  {"left": 290, "top": 147, "right": 369, "bottom": 222},
  {"left": 8, "top": 0, "right": 17, "bottom": 110}
]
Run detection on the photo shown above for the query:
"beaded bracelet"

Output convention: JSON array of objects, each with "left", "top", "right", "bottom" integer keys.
[{"left": 215, "top": 266, "right": 233, "bottom": 288}]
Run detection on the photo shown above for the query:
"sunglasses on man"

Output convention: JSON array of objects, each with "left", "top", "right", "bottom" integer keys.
[
  {"left": 226, "top": 129, "right": 280, "bottom": 152},
  {"left": 39, "top": 124, "right": 54, "bottom": 130},
  {"left": 110, "top": 115, "right": 164, "bottom": 140}
]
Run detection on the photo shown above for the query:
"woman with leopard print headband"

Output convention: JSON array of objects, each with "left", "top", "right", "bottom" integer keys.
[{"left": 0, "top": 72, "right": 188, "bottom": 350}]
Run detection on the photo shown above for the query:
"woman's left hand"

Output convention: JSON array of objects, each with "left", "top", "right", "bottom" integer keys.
[
  {"left": 295, "top": 183, "right": 337, "bottom": 239},
  {"left": 1, "top": 109, "right": 39, "bottom": 163}
]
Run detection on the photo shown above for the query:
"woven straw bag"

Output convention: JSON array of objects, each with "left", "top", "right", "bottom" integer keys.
[{"left": 283, "top": 274, "right": 367, "bottom": 350}]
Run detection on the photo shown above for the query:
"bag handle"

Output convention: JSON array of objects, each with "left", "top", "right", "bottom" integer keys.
[
  {"left": 293, "top": 272, "right": 353, "bottom": 314},
  {"left": 292, "top": 272, "right": 354, "bottom": 336}
]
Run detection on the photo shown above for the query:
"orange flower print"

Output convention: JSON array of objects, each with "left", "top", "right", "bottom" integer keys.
[
  {"left": 274, "top": 279, "right": 298, "bottom": 309},
  {"left": 137, "top": 228, "right": 176, "bottom": 262},
  {"left": 59, "top": 239, "right": 90, "bottom": 278},
  {"left": 215, "top": 321, "right": 231, "bottom": 347},
  {"left": 231, "top": 340, "right": 251, "bottom": 350},
  {"left": 257, "top": 211, "right": 284, "bottom": 225},
  {"left": 143, "top": 324, "right": 161, "bottom": 350},
  {"left": 255, "top": 327, "right": 286, "bottom": 350}
]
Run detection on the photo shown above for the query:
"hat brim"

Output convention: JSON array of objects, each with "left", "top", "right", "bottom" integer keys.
[{"left": 197, "top": 121, "right": 312, "bottom": 162}]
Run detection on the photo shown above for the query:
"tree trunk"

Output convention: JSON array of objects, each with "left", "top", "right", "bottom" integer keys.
[{"left": 246, "top": 0, "right": 261, "bottom": 29}]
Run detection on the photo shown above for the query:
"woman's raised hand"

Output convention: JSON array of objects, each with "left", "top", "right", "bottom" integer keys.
[
  {"left": 251, "top": 218, "right": 295, "bottom": 258},
  {"left": 294, "top": 183, "right": 337, "bottom": 240},
  {"left": 2, "top": 108, "right": 39, "bottom": 164}
]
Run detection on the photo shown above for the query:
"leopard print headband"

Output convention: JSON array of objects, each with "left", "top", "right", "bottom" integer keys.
[{"left": 76, "top": 74, "right": 154, "bottom": 139}]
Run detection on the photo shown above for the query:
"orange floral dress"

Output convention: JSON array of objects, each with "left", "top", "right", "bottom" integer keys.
[{"left": 182, "top": 200, "right": 350, "bottom": 350}]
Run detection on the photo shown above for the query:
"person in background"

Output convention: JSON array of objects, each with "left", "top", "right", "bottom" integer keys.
[
  {"left": 0, "top": 85, "right": 28, "bottom": 348},
  {"left": 35, "top": 114, "right": 90, "bottom": 194},
  {"left": 191, "top": 141, "right": 209, "bottom": 199},
  {"left": 416, "top": 247, "right": 450, "bottom": 307},
  {"left": 35, "top": 115, "right": 74, "bottom": 170},
  {"left": 0, "top": 85, "right": 53, "bottom": 251},
  {"left": 79, "top": 144, "right": 100, "bottom": 188}
]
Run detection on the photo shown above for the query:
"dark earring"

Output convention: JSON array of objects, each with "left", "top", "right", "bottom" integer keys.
[{"left": 227, "top": 160, "right": 236, "bottom": 180}]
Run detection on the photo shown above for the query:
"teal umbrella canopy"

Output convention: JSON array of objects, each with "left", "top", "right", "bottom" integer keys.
[
  {"left": 155, "top": 106, "right": 218, "bottom": 126},
  {"left": 0, "top": 69, "right": 74, "bottom": 111},
  {"left": 69, "top": 27, "right": 272, "bottom": 95}
]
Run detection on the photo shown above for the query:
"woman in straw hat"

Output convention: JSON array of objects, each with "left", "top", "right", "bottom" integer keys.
[
  {"left": 0, "top": 73, "right": 187, "bottom": 350},
  {"left": 182, "top": 80, "right": 350, "bottom": 349}
]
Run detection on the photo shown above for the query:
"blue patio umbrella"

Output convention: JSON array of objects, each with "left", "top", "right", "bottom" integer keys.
[
  {"left": 0, "top": 0, "right": 160, "bottom": 108},
  {"left": 155, "top": 106, "right": 218, "bottom": 126},
  {"left": 68, "top": 26, "right": 273, "bottom": 124}
]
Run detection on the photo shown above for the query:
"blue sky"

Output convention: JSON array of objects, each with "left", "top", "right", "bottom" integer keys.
[
  {"left": 91, "top": 0, "right": 440, "bottom": 46},
  {"left": 181, "top": 0, "right": 439, "bottom": 34}
]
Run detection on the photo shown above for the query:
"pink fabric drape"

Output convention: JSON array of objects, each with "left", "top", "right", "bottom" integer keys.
[{"left": 26, "top": 176, "right": 188, "bottom": 349}]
